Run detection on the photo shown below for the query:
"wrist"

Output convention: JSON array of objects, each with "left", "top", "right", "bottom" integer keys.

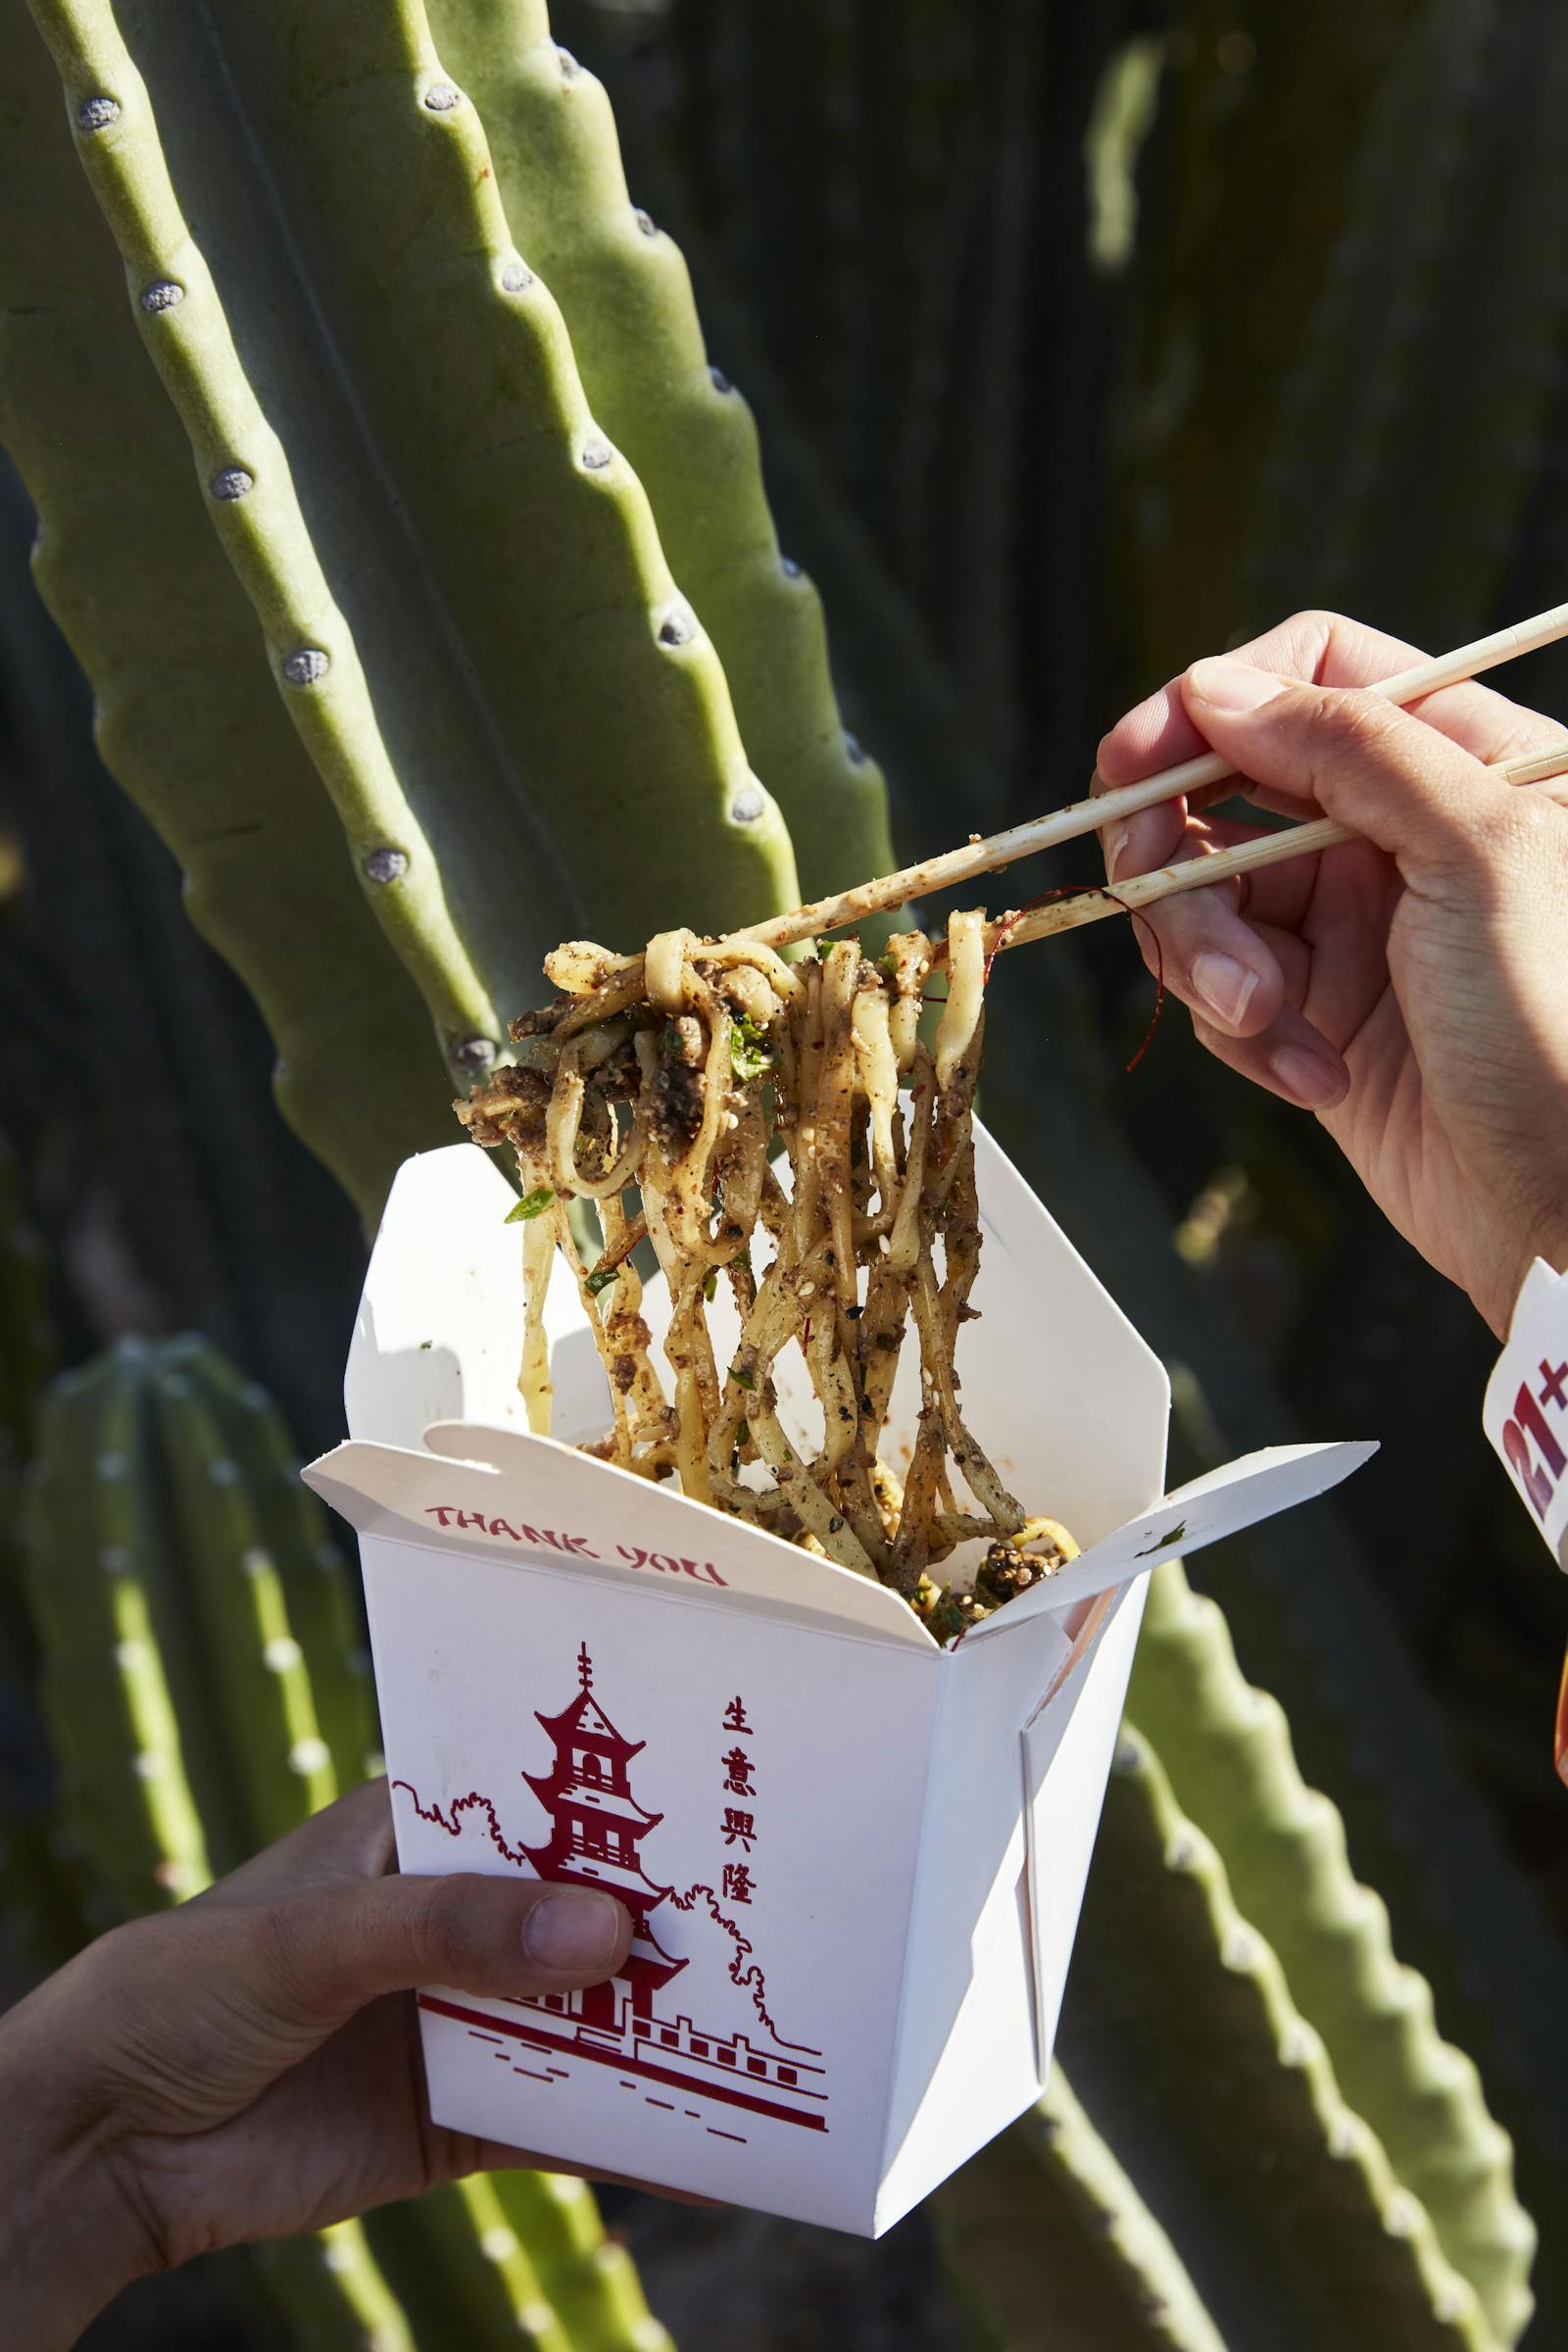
[
  {"left": 0, "top": 1997, "right": 152, "bottom": 2348},
  {"left": 1471, "top": 1213, "right": 1568, "bottom": 1341}
]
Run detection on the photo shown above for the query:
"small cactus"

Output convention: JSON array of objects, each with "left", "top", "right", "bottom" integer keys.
[{"left": 21, "top": 1333, "right": 671, "bottom": 2351}]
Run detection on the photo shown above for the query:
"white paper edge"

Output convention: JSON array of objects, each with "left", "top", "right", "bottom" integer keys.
[{"left": 961, "top": 1439, "right": 1377, "bottom": 1643}]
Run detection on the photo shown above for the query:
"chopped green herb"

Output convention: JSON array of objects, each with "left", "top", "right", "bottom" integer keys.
[
  {"left": 729, "top": 1013, "right": 774, "bottom": 1083},
  {"left": 735, "top": 1421, "right": 750, "bottom": 1448},
  {"left": 584, "top": 1264, "right": 620, "bottom": 1297},
  {"left": 730, "top": 1364, "right": 756, "bottom": 1390},
  {"left": 417, "top": 1340, "right": 432, "bottom": 1351},
  {"left": 703, "top": 1267, "right": 718, "bottom": 1302},
  {"left": 505, "top": 1186, "right": 555, "bottom": 1223}
]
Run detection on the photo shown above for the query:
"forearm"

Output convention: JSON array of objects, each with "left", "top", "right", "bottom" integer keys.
[{"left": 0, "top": 1995, "right": 149, "bottom": 2349}]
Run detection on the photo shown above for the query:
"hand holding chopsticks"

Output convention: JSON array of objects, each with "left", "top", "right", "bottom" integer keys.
[
  {"left": 1058, "top": 608, "right": 1568, "bottom": 1332},
  {"left": 991, "top": 732, "right": 1568, "bottom": 954},
  {"left": 725, "top": 597, "right": 1568, "bottom": 962}
]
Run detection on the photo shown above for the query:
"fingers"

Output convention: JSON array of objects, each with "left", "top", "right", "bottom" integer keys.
[
  {"left": 1101, "top": 808, "right": 1354, "bottom": 1103},
  {"left": 242, "top": 1871, "right": 633, "bottom": 2036},
  {"left": 1097, "top": 607, "right": 1564, "bottom": 791},
  {"left": 1190, "top": 1003, "right": 1350, "bottom": 1114},
  {"left": 1106, "top": 817, "right": 1288, "bottom": 1042},
  {"left": 1178, "top": 661, "right": 1516, "bottom": 889}
]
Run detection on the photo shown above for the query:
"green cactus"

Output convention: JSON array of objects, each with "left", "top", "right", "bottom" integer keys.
[
  {"left": 256, "top": 2223, "right": 418, "bottom": 2352},
  {"left": 1067, "top": 1724, "right": 1508, "bottom": 2351},
  {"left": 488, "top": 2170, "right": 671, "bottom": 2352},
  {"left": 426, "top": 0, "right": 895, "bottom": 909},
  {"left": 1127, "top": 1561, "right": 1535, "bottom": 2344},
  {"left": 0, "top": 14, "right": 454, "bottom": 1227},
  {"left": 22, "top": 1338, "right": 372, "bottom": 1897},
  {"left": 21, "top": 1334, "right": 671, "bottom": 2352},
  {"left": 14, "top": 0, "right": 796, "bottom": 1105},
  {"left": 933, "top": 2062, "right": 1228, "bottom": 2351}
]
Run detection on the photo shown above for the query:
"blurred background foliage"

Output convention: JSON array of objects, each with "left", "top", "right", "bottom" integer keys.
[{"left": 5, "top": 0, "right": 1568, "bottom": 2345}]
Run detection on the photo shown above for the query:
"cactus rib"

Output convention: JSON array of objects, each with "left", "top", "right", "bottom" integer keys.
[
  {"left": 23, "top": 0, "right": 506, "bottom": 1056},
  {"left": 1128, "top": 1561, "right": 1535, "bottom": 2343},
  {"left": 0, "top": 7, "right": 458, "bottom": 1219},
  {"left": 255, "top": 2225, "right": 417, "bottom": 2352},
  {"left": 173, "top": 1339, "right": 380, "bottom": 1791},
  {"left": 425, "top": 0, "right": 894, "bottom": 907},
  {"left": 933, "top": 2062, "right": 1229, "bottom": 2351},
  {"left": 24, "top": 0, "right": 797, "bottom": 1069},
  {"left": 24, "top": 1354, "right": 215, "bottom": 1911},
  {"left": 489, "top": 2170, "right": 675, "bottom": 2352},
  {"left": 1066, "top": 1725, "right": 1498, "bottom": 2351}
]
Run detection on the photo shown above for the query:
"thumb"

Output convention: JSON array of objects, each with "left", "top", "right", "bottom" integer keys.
[
  {"left": 231, "top": 1871, "right": 633, "bottom": 2036},
  {"left": 1182, "top": 657, "right": 1513, "bottom": 888}
]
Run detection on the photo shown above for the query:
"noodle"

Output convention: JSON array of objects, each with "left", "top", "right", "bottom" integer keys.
[{"left": 458, "top": 912, "right": 1076, "bottom": 1642}]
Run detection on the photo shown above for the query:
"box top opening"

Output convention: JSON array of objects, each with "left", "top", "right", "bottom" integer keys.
[
  {"left": 318, "top": 1132, "right": 1371, "bottom": 1654},
  {"left": 346, "top": 1126, "right": 1173, "bottom": 1547}
]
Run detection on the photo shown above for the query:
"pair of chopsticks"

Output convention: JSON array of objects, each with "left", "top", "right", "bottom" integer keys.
[{"left": 729, "top": 600, "right": 1568, "bottom": 960}]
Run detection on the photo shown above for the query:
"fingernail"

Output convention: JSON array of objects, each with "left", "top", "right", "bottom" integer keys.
[
  {"left": 1107, "top": 828, "right": 1130, "bottom": 880},
  {"left": 1270, "top": 1043, "right": 1345, "bottom": 1108},
  {"left": 523, "top": 1888, "right": 622, "bottom": 1971},
  {"left": 1191, "top": 952, "right": 1259, "bottom": 1028},
  {"left": 1188, "top": 657, "right": 1286, "bottom": 713}
]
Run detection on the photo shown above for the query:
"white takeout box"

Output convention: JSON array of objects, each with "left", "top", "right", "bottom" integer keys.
[{"left": 304, "top": 1129, "right": 1371, "bottom": 2236}]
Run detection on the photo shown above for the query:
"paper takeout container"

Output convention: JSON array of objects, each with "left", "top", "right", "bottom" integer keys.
[{"left": 304, "top": 1127, "right": 1371, "bottom": 2236}]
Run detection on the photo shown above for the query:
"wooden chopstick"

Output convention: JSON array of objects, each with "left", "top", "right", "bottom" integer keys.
[
  {"left": 987, "top": 742, "right": 1568, "bottom": 954},
  {"left": 554, "top": 600, "right": 1568, "bottom": 1037},
  {"left": 727, "top": 598, "right": 1568, "bottom": 957}
]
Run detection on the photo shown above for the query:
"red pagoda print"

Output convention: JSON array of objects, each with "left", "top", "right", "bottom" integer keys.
[
  {"left": 519, "top": 1642, "right": 687, "bottom": 2030},
  {"left": 412, "top": 1643, "right": 827, "bottom": 2134}
]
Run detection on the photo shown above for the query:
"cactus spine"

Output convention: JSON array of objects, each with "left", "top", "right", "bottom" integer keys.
[{"left": 21, "top": 1334, "right": 670, "bottom": 2352}]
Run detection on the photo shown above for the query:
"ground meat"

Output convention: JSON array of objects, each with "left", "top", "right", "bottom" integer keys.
[
  {"left": 507, "top": 998, "right": 570, "bottom": 1043},
  {"left": 456, "top": 1061, "right": 551, "bottom": 1152},
  {"left": 649, "top": 1015, "right": 707, "bottom": 1149},
  {"left": 975, "top": 1539, "right": 1062, "bottom": 1605}
]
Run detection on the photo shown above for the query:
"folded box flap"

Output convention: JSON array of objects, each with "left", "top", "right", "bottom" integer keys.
[
  {"left": 304, "top": 1423, "right": 938, "bottom": 1651},
  {"left": 962, "top": 1441, "right": 1376, "bottom": 1643},
  {"left": 344, "top": 1145, "right": 597, "bottom": 1452}
]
